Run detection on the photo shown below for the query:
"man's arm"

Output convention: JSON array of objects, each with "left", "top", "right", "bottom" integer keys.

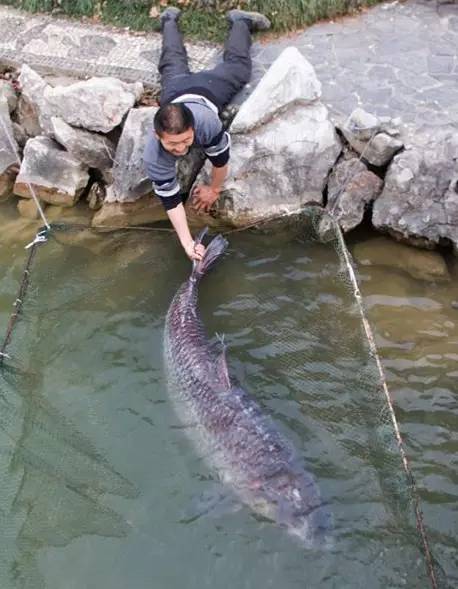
[
  {"left": 144, "top": 137, "right": 203, "bottom": 261},
  {"left": 193, "top": 163, "right": 229, "bottom": 213},
  {"left": 193, "top": 129, "right": 231, "bottom": 212},
  {"left": 167, "top": 203, "right": 205, "bottom": 260}
]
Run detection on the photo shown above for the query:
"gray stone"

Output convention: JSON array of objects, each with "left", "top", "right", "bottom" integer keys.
[
  {"left": 17, "top": 64, "right": 53, "bottom": 134},
  {"left": 342, "top": 108, "right": 381, "bottom": 141},
  {"left": 43, "top": 77, "right": 144, "bottom": 133},
  {"left": 0, "top": 79, "right": 17, "bottom": 113},
  {"left": 326, "top": 158, "right": 383, "bottom": 232},
  {"left": 372, "top": 132, "right": 458, "bottom": 251},
  {"left": 231, "top": 47, "right": 322, "bottom": 134},
  {"left": 0, "top": 96, "right": 18, "bottom": 199},
  {"left": 51, "top": 117, "right": 115, "bottom": 170},
  {"left": 105, "top": 106, "right": 156, "bottom": 203},
  {"left": 16, "top": 95, "right": 42, "bottom": 138},
  {"left": 200, "top": 102, "right": 341, "bottom": 226},
  {"left": 12, "top": 122, "right": 27, "bottom": 149},
  {"left": 342, "top": 119, "right": 404, "bottom": 167},
  {"left": 353, "top": 236, "right": 450, "bottom": 282},
  {"left": 14, "top": 136, "right": 90, "bottom": 206}
]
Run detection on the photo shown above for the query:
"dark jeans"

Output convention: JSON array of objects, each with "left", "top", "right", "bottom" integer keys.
[{"left": 158, "top": 20, "right": 252, "bottom": 111}]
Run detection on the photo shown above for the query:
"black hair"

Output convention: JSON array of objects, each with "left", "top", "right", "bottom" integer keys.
[{"left": 154, "top": 103, "right": 195, "bottom": 136}]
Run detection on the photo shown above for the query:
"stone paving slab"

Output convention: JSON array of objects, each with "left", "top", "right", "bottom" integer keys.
[
  {"left": 247, "top": 0, "right": 458, "bottom": 140},
  {"left": 0, "top": 6, "right": 218, "bottom": 86},
  {"left": 1, "top": 1, "right": 458, "bottom": 142}
]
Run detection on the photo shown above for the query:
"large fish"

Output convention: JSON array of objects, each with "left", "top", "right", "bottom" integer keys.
[{"left": 164, "top": 229, "right": 332, "bottom": 548}]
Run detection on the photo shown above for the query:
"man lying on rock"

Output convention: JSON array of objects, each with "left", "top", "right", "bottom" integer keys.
[{"left": 143, "top": 7, "right": 270, "bottom": 261}]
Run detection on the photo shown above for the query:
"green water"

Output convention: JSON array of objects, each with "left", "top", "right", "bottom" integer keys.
[{"left": 0, "top": 202, "right": 456, "bottom": 588}]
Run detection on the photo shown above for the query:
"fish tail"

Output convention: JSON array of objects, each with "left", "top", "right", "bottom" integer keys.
[{"left": 192, "top": 228, "right": 229, "bottom": 280}]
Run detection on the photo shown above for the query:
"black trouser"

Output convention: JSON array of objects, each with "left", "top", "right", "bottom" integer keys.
[{"left": 158, "top": 19, "right": 252, "bottom": 111}]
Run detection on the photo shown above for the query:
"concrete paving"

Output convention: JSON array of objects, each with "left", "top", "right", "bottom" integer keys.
[{"left": 0, "top": 1, "right": 457, "bottom": 140}]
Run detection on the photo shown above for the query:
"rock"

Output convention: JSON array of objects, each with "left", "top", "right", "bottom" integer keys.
[
  {"left": 231, "top": 47, "right": 321, "bottom": 134},
  {"left": 18, "top": 65, "right": 53, "bottom": 134},
  {"left": 0, "top": 97, "right": 19, "bottom": 200},
  {"left": 341, "top": 109, "right": 403, "bottom": 167},
  {"left": 16, "top": 95, "right": 42, "bottom": 138},
  {"left": 17, "top": 197, "right": 47, "bottom": 220},
  {"left": 13, "top": 122, "right": 27, "bottom": 148},
  {"left": 14, "top": 136, "right": 90, "bottom": 207},
  {"left": 326, "top": 158, "right": 383, "bottom": 232},
  {"left": 178, "top": 146, "right": 206, "bottom": 196},
  {"left": 105, "top": 106, "right": 157, "bottom": 203},
  {"left": 87, "top": 182, "right": 105, "bottom": 211},
  {"left": 50, "top": 117, "right": 115, "bottom": 171},
  {"left": 92, "top": 195, "right": 167, "bottom": 228},
  {"left": 342, "top": 108, "right": 381, "bottom": 141},
  {"left": 372, "top": 132, "right": 458, "bottom": 251},
  {"left": 344, "top": 131, "right": 403, "bottom": 168},
  {"left": 200, "top": 102, "right": 341, "bottom": 226},
  {"left": 353, "top": 236, "right": 450, "bottom": 282},
  {"left": 44, "top": 77, "right": 144, "bottom": 133},
  {"left": 0, "top": 80, "right": 18, "bottom": 113}
]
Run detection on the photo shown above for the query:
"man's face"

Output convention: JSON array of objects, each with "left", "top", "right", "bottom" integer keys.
[{"left": 157, "top": 128, "right": 194, "bottom": 157}]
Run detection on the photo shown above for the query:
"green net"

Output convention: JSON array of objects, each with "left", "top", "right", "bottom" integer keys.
[{"left": 0, "top": 210, "right": 448, "bottom": 588}]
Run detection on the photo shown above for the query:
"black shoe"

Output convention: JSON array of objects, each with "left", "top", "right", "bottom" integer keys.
[
  {"left": 226, "top": 10, "right": 271, "bottom": 32},
  {"left": 160, "top": 7, "right": 181, "bottom": 25}
]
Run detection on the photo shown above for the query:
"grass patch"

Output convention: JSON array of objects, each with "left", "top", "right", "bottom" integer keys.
[{"left": 1, "top": 1, "right": 385, "bottom": 41}]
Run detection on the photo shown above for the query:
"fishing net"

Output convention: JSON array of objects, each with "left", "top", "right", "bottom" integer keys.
[{"left": 0, "top": 209, "right": 448, "bottom": 589}]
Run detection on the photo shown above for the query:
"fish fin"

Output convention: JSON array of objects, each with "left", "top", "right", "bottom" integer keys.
[
  {"left": 192, "top": 232, "right": 229, "bottom": 279},
  {"left": 215, "top": 332, "right": 231, "bottom": 390},
  {"left": 179, "top": 484, "right": 241, "bottom": 523}
]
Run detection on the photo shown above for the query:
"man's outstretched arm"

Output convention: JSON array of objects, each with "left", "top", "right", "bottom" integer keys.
[{"left": 167, "top": 203, "right": 205, "bottom": 260}]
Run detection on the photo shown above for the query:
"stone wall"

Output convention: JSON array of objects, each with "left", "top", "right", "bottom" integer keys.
[{"left": 1, "top": 46, "right": 457, "bottom": 256}]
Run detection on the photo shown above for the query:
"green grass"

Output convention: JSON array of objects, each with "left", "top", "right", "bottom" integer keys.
[{"left": 1, "top": 1, "right": 385, "bottom": 41}]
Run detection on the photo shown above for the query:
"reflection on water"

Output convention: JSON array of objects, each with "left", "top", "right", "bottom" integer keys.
[{"left": 0, "top": 206, "right": 456, "bottom": 588}]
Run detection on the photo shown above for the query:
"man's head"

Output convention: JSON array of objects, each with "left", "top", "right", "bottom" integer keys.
[{"left": 154, "top": 104, "right": 195, "bottom": 156}]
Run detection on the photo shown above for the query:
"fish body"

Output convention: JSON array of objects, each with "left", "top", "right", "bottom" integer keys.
[{"left": 164, "top": 231, "right": 331, "bottom": 547}]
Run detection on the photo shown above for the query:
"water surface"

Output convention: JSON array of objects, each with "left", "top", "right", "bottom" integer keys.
[{"left": 0, "top": 205, "right": 456, "bottom": 588}]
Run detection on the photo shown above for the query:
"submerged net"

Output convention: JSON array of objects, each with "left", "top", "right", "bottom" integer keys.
[{"left": 0, "top": 211, "right": 449, "bottom": 589}]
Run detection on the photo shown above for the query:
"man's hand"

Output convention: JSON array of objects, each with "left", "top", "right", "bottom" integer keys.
[
  {"left": 192, "top": 184, "right": 220, "bottom": 213},
  {"left": 183, "top": 239, "right": 206, "bottom": 261}
]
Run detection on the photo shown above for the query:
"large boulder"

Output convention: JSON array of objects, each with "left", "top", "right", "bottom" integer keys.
[
  {"left": 44, "top": 77, "right": 143, "bottom": 133},
  {"left": 18, "top": 64, "right": 53, "bottom": 135},
  {"left": 372, "top": 132, "right": 458, "bottom": 251},
  {"left": 199, "top": 48, "right": 341, "bottom": 226},
  {"left": 0, "top": 97, "right": 19, "bottom": 201},
  {"left": 326, "top": 157, "right": 383, "bottom": 232},
  {"left": 230, "top": 46, "right": 321, "bottom": 133},
  {"left": 14, "top": 136, "right": 90, "bottom": 206},
  {"left": 51, "top": 117, "right": 115, "bottom": 171},
  {"left": 105, "top": 106, "right": 157, "bottom": 203}
]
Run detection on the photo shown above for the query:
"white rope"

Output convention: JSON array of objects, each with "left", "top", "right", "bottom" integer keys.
[{"left": 0, "top": 109, "right": 51, "bottom": 230}]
